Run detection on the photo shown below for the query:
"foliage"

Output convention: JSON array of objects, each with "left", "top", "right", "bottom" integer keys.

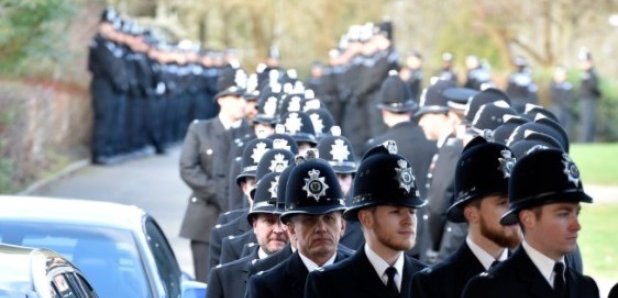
[{"left": 0, "top": 0, "right": 76, "bottom": 77}]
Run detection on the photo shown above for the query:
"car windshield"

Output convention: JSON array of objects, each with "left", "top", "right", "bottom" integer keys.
[{"left": 0, "top": 221, "right": 150, "bottom": 298}]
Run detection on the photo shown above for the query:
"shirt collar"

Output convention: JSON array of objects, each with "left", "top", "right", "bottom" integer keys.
[
  {"left": 218, "top": 115, "right": 242, "bottom": 130},
  {"left": 364, "top": 244, "right": 405, "bottom": 291},
  {"left": 522, "top": 240, "right": 565, "bottom": 287},
  {"left": 466, "top": 237, "right": 508, "bottom": 271},
  {"left": 298, "top": 251, "right": 336, "bottom": 272},
  {"left": 258, "top": 247, "right": 269, "bottom": 259},
  {"left": 437, "top": 128, "right": 454, "bottom": 148}
]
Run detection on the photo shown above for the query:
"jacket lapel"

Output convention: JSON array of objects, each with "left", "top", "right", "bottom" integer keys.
[
  {"left": 513, "top": 248, "right": 555, "bottom": 298},
  {"left": 350, "top": 249, "right": 390, "bottom": 298},
  {"left": 284, "top": 253, "right": 309, "bottom": 298}
]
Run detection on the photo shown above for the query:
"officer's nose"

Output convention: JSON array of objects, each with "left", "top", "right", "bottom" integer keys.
[{"left": 273, "top": 221, "right": 285, "bottom": 233}]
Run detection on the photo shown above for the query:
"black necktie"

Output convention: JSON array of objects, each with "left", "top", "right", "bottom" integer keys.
[
  {"left": 553, "top": 262, "right": 566, "bottom": 298},
  {"left": 385, "top": 266, "right": 399, "bottom": 298}
]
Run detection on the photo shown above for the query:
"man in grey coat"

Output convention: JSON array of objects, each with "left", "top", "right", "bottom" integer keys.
[{"left": 179, "top": 67, "right": 249, "bottom": 282}]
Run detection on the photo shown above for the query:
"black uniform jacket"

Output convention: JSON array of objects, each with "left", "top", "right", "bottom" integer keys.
[
  {"left": 462, "top": 247, "right": 599, "bottom": 298},
  {"left": 248, "top": 244, "right": 293, "bottom": 276},
  {"left": 208, "top": 211, "right": 251, "bottom": 268},
  {"left": 245, "top": 250, "right": 352, "bottom": 298},
  {"left": 207, "top": 248, "right": 259, "bottom": 298},
  {"left": 304, "top": 248, "right": 427, "bottom": 298},
  {"left": 412, "top": 242, "right": 484, "bottom": 298},
  {"left": 220, "top": 230, "right": 257, "bottom": 265}
]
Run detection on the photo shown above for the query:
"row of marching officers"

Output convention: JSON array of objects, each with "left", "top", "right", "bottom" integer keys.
[{"left": 177, "top": 62, "right": 604, "bottom": 297}]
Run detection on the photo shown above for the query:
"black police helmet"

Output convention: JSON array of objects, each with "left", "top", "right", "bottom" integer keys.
[
  {"left": 255, "top": 148, "right": 296, "bottom": 181},
  {"left": 464, "top": 88, "right": 511, "bottom": 124},
  {"left": 443, "top": 87, "right": 478, "bottom": 111},
  {"left": 492, "top": 115, "right": 529, "bottom": 145},
  {"left": 280, "top": 151, "right": 345, "bottom": 223},
  {"left": 248, "top": 172, "right": 280, "bottom": 223},
  {"left": 415, "top": 79, "right": 454, "bottom": 117},
  {"left": 215, "top": 67, "right": 247, "bottom": 99},
  {"left": 268, "top": 125, "right": 300, "bottom": 154},
  {"left": 500, "top": 149, "right": 593, "bottom": 226},
  {"left": 275, "top": 164, "right": 296, "bottom": 213},
  {"left": 236, "top": 138, "right": 273, "bottom": 185},
  {"left": 306, "top": 108, "right": 335, "bottom": 137},
  {"left": 378, "top": 70, "right": 418, "bottom": 113},
  {"left": 509, "top": 131, "right": 563, "bottom": 159},
  {"left": 447, "top": 137, "right": 515, "bottom": 223},
  {"left": 344, "top": 140, "right": 425, "bottom": 221},
  {"left": 280, "top": 112, "right": 317, "bottom": 146},
  {"left": 317, "top": 126, "right": 357, "bottom": 174},
  {"left": 470, "top": 101, "right": 517, "bottom": 132}
]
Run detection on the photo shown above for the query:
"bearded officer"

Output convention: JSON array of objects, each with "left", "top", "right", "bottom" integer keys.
[
  {"left": 411, "top": 137, "right": 522, "bottom": 298},
  {"left": 462, "top": 149, "right": 599, "bottom": 298},
  {"left": 305, "top": 141, "right": 427, "bottom": 298},
  {"left": 245, "top": 151, "right": 351, "bottom": 298}
]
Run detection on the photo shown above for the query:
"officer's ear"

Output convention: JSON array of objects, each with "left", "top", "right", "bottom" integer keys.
[
  {"left": 357, "top": 209, "right": 374, "bottom": 228},
  {"left": 463, "top": 204, "right": 479, "bottom": 224},
  {"left": 519, "top": 209, "right": 536, "bottom": 230}
]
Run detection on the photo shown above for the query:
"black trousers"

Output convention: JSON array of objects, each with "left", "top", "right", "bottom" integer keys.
[{"left": 190, "top": 240, "right": 210, "bottom": 283}]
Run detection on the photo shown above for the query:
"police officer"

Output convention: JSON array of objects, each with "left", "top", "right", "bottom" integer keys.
[
  {"left": 415, "top": 81, "right": 465, "bottom": 263},
  {"left": 436, "top": 52, "right": 458, "bottom": 85},
  {"left": 207, "top": 172, "right": 288, "bottom": 298},
  {"left": 412, "top": 138, "right": 522, "bottom": 298},
  {"left": 208, "top": 138, "right": 273, "bottom": 269},
  {"left": 400, "top": 50, "right": 424, "bottom": 102},
  {"left": 219, "top": 147, "right": 296, "bottom": 265},
  {"left": 366, "top": 71, "right": 437, "bottom": 259},
  {"left": 245, "top": 152, "right": 352, "bottom": 298},
  {"left": 463, "top": 149, "right": 599, "bottom": 297},
  {"left": 246, "top": 163, "right": 298, "bottom": 277},
  {"left": 178, "top": 67, "right": 248, "bottom": 282},
  {"left": 88, "top": 9, "right": 129, "bottom": 164},
  {"left": 305, "top": 141, "right": 427, "bottom": 298},
  {"left": 577, "top": 49, "right": 601, "bottom": 143},
  {"left": 549, "top": 65, "right": 574, "bottom": 138},
  {"left": 317, "top": 126, "right": 363, "bottom": 250},
  {"left": 463, "top": 55, "right": 492, "bottom": 91},
  {"left": 506, "top": 55, "right": 538, "bottom": 112}
]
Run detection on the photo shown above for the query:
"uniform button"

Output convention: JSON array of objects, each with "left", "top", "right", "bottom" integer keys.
[
  {"left": 206, "top": 149, "right": 213, "bottom": 155},
  {"left": 191, "top": 197, "right": 198, "bottom": 203},
  {"left": 423, "top": 214, "right": 429, "bottom": 220}
]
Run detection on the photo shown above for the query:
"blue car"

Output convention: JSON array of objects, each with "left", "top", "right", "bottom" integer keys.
[{"left": 0, "top": 196, "right": 206, "bottom": 298}]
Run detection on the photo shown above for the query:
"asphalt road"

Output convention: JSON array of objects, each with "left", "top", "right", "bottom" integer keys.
[{"left": 29, "top": 146, "right": 196, "bottom": 276}]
